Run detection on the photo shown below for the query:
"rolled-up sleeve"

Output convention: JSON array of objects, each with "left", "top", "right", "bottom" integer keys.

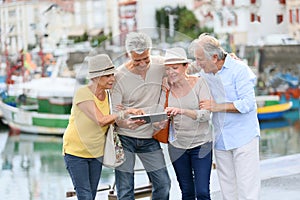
[
  {"left": 195, "top": 109, "right": 211, "bottom": 122},
  {"left": 233, "top": 67, "right": 257, "bottom": 114}
]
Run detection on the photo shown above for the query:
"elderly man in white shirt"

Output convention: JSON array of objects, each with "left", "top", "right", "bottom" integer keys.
[{"left": 189, "top": 33, "right": 261, "bottom": 200}]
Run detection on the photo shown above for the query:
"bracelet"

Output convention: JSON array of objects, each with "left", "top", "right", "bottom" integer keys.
[{"left": 117, "top": 111, "right": 125, "bottom": 120}]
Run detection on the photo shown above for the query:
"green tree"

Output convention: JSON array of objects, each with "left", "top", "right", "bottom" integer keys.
[
  {"left": 179, "top": 8, "right": 198, "bottom": 38},
  {"left": 155, "top": 6, "right": 213, "bottom": 40},
  {"left": 91, "top": 34, "right": 108, "bottom": 47}
]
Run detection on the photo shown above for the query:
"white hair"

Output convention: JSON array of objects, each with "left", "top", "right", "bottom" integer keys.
[
  {"left": 125, "top": 32, "right": 152, "bottom": 54},
  {"left": 189, "top": 33, "right": 226, "bottom": 60}
]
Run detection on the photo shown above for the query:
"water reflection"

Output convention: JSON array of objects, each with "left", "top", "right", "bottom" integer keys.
[
  {"left": 0, "top": 131, "right": 115, "bottom": 200},
  {"left": 259, "top": 110, "right": 300, "bottom": 159},
  {"left": 0, "top": 109, "right": 299, "bottom": 200}
]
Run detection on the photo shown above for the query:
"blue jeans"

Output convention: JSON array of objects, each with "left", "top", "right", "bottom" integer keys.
[
  {"left": 115, "top": 135, "right": 171, "bottom": 200},
  {"left": 64, "top": 154, "right": 103, "bottom": 200},
  {"left": 168, "top": 142, "right": 212, "bottom": 200}
]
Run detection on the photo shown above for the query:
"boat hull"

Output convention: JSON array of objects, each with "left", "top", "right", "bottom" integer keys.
[
  {"left": 0, "top": 101, "right": 69, "bottom": 135},
  {"left": 257, "top": 111, "right": 286, "bottom": 120},
  {"left": 257, "top": 102, "right": 293, "bottom": 120}
]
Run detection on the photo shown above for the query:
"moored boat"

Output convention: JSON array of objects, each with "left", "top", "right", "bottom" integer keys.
[
  {"left": 0, "top": 52, "right": 89, "bottom": 135},
  {"left": 257, "top": 101, "right": 293, "bottom": 120},
  {"left": 0, "top": 77, "right": 82, "bottom": 135},
  {"left": 0, "top": 100, "right": 69, "bottom": 135},
  {"left": 256, "top": 95, "right": 280, "bottom": 107}
]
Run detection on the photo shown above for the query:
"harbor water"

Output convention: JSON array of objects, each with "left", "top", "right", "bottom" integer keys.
[{"left": 0, "top": 109, "right": 300, "bottom": 200}]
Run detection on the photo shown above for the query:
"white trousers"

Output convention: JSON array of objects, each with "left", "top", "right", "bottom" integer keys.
[{"left": 215, "top": 137, "right": 261, "bottom": 200}]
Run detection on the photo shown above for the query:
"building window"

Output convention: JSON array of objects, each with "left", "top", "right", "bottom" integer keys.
[
  {"left": 289, "top": 9, "right": 293, "bottom": 23},
  {"left": 217, "top": 11, "right": 224, "bottom": 27},
  {"left": 250, "top": 13, "right": 260, "bottom": 22},
  {"left": 289, "top": 9, "right": 297, "bottom": 24},
  {"left": 277, "top": 14, "right": 283, "bottom": 24},
  {"left": 257, "top": 16, "right": 261, "bottom": 22},
  {"left": 8, "top": 10, "right": 16, "bottom": 17},
  {"left": 228, "top": 20, "right": 232, "bottom": 26},
  {"left": 250, "top": 13, "right": 256, "bottom": 22}
]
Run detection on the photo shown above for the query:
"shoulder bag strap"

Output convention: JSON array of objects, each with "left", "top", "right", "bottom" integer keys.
[
  {"left": 164, "top": 89, "right": 169, "bottom": 108},
  {"left": 106, "top": 90, "right": 113, "bottom": 115}
]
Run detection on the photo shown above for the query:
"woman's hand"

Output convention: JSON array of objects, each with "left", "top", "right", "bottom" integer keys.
[
  {"left": 153, "top": 120, "right": 168, "bottom": 130},
  {"left": 116, "top": 104, "right": 145, "bottom": 116},
  {"left": 165, "top": 107, "right": 183, "bottom": 116}
]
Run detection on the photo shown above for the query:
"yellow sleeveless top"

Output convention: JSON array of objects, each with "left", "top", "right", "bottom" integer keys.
[{"left": 63, "top": 85, "right": 109, "bottom": 158}]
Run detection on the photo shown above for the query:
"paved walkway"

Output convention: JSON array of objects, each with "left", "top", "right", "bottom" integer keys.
[
  {"left": 67, "top": 153, "right": 300, "bottom": 200},
  {"left": 210, "top": 153, "right": 300, "bottom": 200}
]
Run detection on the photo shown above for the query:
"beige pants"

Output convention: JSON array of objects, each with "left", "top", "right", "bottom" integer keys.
[{"left": 215, "top": 137, "right": 261, "bottom": 200}]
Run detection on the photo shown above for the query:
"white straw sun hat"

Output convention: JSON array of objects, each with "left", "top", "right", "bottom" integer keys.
[
  {"left": 164, "top": 47, "right": 192, "bottom": 65},
  {"left": 87, "top": 54, "right": 116, "bottom": 79}
]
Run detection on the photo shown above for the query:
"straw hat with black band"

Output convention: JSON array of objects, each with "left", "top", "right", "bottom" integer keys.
[
  {"left": 88, "top": 54, "right": 117, "bottom": 79},
  {"left": 164, "top": 47, "right": 192, "bottom": 65}
]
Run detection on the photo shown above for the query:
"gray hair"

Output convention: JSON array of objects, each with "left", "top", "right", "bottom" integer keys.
[
  {"left": 125, "top": 32, "right": 152, "bottom": 54},
  {"left": 189, "top": 33, "right": 226, "bottom": 60}
]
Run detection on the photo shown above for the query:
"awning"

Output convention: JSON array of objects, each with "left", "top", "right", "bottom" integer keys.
[
  {"left": 118, "top": 0, "right": 137, "bottom": 6},
  {"left": 88, "top": 28, "right": 103, "bottom": 36}
]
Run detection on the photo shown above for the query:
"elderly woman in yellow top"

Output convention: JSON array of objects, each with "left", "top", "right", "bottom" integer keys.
[{"left": 62, "top": 54, "right": 143, "bottom": 200}]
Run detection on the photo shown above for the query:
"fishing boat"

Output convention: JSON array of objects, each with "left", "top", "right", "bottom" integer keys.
[
  {"left": 257, "top": 101, "right": 293, "bottom": 120},
  {"left": 0, "top": 77, "right": 81, "bottom": 135},
  {"left": 0, "top": 56, "right": 84, "bottom": 135}
]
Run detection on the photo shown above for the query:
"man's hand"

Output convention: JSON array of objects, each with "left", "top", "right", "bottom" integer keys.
[
  {"left": 126, "top": 108, "right": 145, "bottom": 116},
  {"left": 126, "top": 119, "right": 146, "bottom": 130},
  {"left": 229, "top": 52, "right": 241, "bottom": 60},
  {"left": 200, "top": 100, "right": 238, "bottom": 113}
]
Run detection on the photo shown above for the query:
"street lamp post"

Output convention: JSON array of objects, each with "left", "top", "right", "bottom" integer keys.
[
  {"left": 160, "top": 9, "right": 166, "bottom": 44},
  {"left": 38, "top": 35, "right": 45, "bottom": 77},
  {"left": 37, "top": 4, "right": 58, "bottom": 77},
  {"left": 30, "top": 24, "right": 47, "bottom": 77},
  {"left": 163, "top": 6, "right": 177, "bottom": 43},
  {"left": 2, "top": 26, "right": 15, "bottom": 83},
  {"left": 5, "top": 40, "right": 9, "bottom": 78}
]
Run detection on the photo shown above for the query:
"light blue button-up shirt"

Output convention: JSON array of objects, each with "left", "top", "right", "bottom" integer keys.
[{"left": 200, "top": 56, "right": 260, "bottom": 150}]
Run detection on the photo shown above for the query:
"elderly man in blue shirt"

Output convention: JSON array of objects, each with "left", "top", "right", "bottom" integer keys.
[{"left": 189, "top": 33, "right": 261, "bottom": 200}]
